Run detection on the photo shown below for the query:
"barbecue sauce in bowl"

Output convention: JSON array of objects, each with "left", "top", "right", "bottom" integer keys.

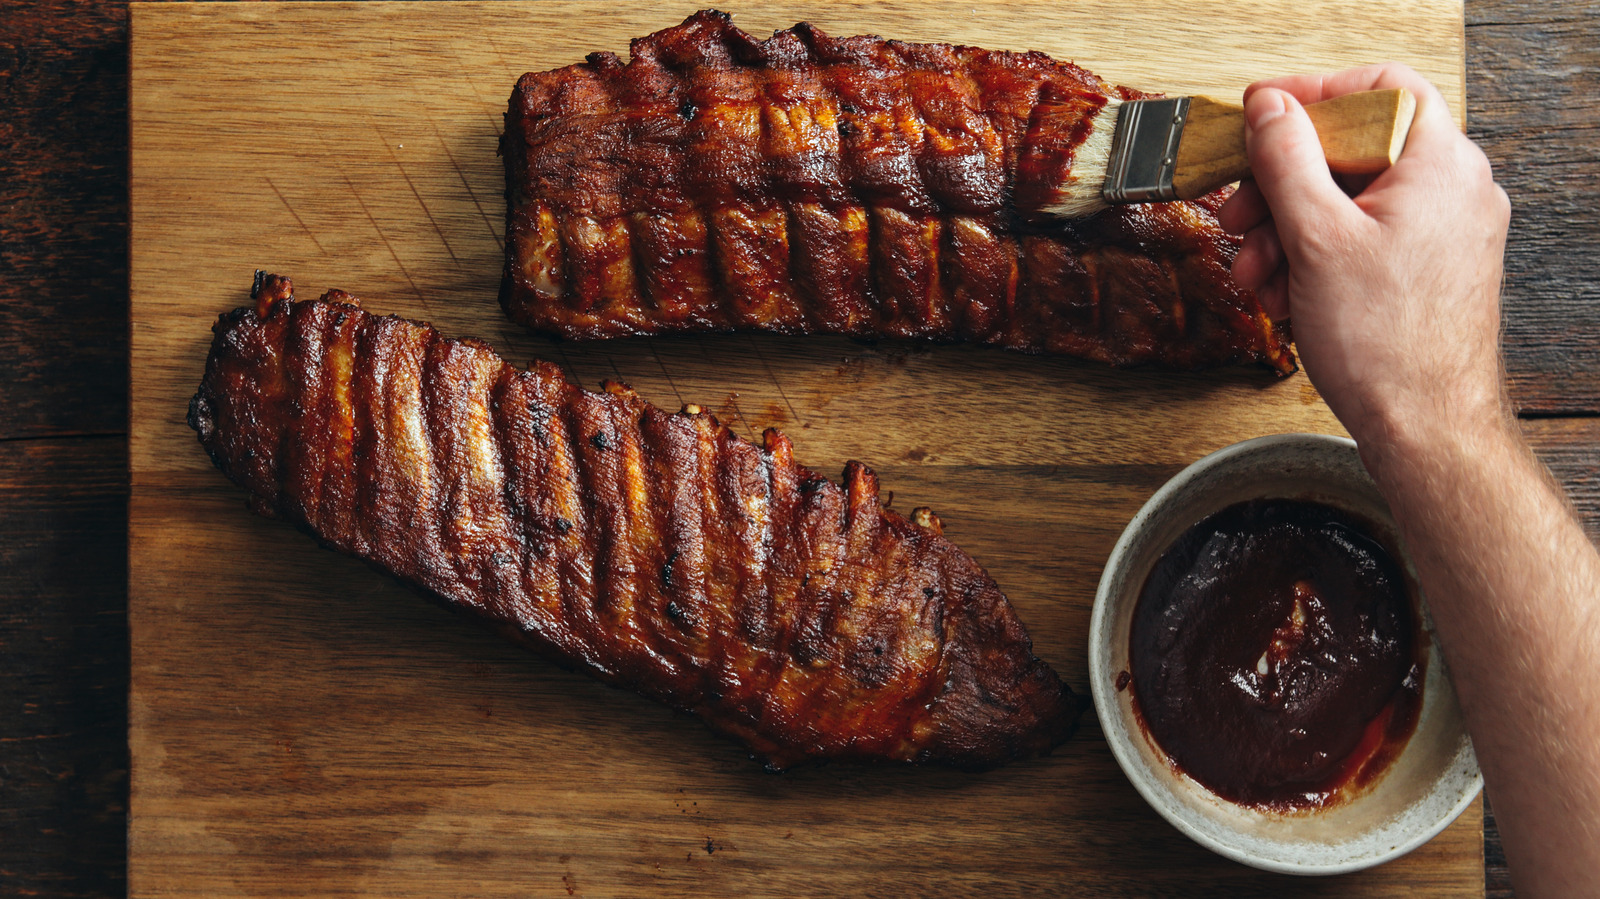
[{"left": 1128, "top": 498, "right": 1425, "bottom": 811}]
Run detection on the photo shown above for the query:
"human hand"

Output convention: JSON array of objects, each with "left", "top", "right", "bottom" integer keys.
[{"left": 1217, "top": 64, "right": 1512, "bottom": 447}]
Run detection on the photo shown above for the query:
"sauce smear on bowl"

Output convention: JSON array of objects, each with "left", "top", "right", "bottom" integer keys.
[{"left": 1128, "top": 498, "right": 1425, "bottom": 810}]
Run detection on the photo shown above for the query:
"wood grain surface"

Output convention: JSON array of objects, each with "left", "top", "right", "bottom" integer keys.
[
  {"left": 1472, "top": 5, "right": 1600, "bottom": 415},
  {"left": 123, "top": 3, "right": 1490, "bottom": 895},
  {"left": 0, "top": 3, "right": 132, "bottom": 898},
  {"left": 0, "top": 2, "right": 128, "bottom": 441},
  {"left": 0, "top": 436, "right": 129, "bottom": 898}
]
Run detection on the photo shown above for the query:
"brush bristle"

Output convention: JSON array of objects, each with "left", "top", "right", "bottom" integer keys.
[{"left": 1040, "top": 97, "right": 1121, "bottom": 219}]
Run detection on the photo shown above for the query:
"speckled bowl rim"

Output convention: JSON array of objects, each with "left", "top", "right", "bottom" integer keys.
[{"left": 1089, "top": 433, "right": 1482, "bottom": 875}]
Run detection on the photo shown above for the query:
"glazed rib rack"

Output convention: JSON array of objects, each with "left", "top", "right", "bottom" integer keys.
[{"left": 500, "top": 10, "right": 1295, "bottom": 373}]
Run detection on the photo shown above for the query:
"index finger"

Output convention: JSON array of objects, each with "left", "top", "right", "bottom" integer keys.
[{"left": 1243, "top": 63, "right": 1458, "bottom": 143}]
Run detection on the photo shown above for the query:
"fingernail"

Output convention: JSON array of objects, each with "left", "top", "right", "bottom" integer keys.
[{"left": 1245, "top": 89, "right": 1289, "bottom": 131}]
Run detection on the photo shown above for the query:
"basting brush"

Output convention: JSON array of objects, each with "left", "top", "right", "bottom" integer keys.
[{"left": 1045, "top": 88, "right": 1417, "bottom": 219}]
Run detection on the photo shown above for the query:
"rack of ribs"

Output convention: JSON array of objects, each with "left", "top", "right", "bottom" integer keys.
[
  {"left": 501, "top": 10, "right": 1295, "bottom": 374},
  {"left": 189, "top": 273, "right": 1084, "bottom": 770}
]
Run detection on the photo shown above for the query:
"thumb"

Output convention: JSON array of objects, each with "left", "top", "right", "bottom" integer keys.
[{"left": 1244, "top": 88, "right": 1358, "bottom": 248}]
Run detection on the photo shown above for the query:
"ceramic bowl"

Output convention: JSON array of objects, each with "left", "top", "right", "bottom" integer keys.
[{"left": 1089, "top": 433, "right": 1481, "bottom": 874}]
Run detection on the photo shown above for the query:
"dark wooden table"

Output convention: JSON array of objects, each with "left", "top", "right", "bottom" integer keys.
[{"left": 2, "top": 2, "right": 1594, "bottom": 895}]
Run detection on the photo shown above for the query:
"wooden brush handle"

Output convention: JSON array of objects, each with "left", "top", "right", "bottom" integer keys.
[{"left": 1172, "top": 88, "right": 1418, "bottom": 200}]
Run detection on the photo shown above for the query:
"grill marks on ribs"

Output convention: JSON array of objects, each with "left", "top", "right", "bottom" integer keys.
[
  {"left": 189, "top": 274, "right": 1082, "bottom": 770},
  {"left": 501, "top": 10, "right": 1295, "bottom": 373}
]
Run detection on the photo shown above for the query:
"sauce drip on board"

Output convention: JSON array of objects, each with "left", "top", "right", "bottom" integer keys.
[{"left": 1127, "top": 498, "right": 1425, "bottom": 810}]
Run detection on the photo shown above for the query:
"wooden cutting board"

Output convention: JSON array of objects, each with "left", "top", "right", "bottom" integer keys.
[{"left": 128, "top": 2, "right": 1476, "bottom": 895}]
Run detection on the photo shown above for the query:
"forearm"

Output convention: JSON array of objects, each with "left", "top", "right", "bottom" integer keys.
[
  {"left": 1356, "top": 407, "right": 1600, "bottom": 897},
  {"left": 1227, "top": 61, "right": 1587, "bottom": 891}
]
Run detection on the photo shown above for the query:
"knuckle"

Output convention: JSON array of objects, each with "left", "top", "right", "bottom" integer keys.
[
  {"left": 1465, "top": 143, "right": 1494, "bottom": 177},
  {"left": 1375, "top": 61, "right": 1413, "bottom": 83},
  {"left": 1494, "top": 185, "right": 1512, "bottom": 224},
  {"left": 1368, "top": 61, "right": 1427, "bottom": 95},
  {"left": 1443, "top": 137, "right": 1494, "bottom": 182}
]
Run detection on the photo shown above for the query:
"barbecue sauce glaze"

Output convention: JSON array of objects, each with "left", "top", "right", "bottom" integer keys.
[{"left": 1128, "top": 499, "right": 1424, "bottom": 810}]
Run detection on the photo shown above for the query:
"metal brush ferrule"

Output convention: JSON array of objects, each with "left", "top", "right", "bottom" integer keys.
[{"left": 1103, "top": 97, "right": 1190, "bottom": 204}]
